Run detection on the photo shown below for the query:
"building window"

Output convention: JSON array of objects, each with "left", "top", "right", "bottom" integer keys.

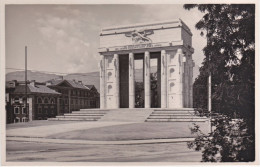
[
  {"left": 38, "top": 108, "right": 42, "bottom": 114},
  {"left": 44, "top": 98, "right": 49, "bottom": 104},
  {"left": 45, "top": 109, "right": 48, "bottom": 114},
  {"left": 14, "top": 107, "right": 20, "bottom": 114},
  {"left": 22, "top": 117, "right": 27, "bottom": 122},
  {"left": 14, "top": 97, "right": 19, "bottom": 103},
  {"left": 14, "top": 117, "right": 20, "bottom": 123},
  {"left": 22, "top": 97, "right": 27, "bottom": 104},
  {"left": 50, "top": 98, "right": 55, "bottom": 104},
  {"left": 38, "top": 97, "right": 42, "bottom": 104},
  {"left": 22, "top": 107, "right": 27, "bottom": 114}
]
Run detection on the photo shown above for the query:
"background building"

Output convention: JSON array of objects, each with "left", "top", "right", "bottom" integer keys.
[
  {"left": 46, "top": 77, "right": 100, "bottom": 115},
  {"left": 6, "top": 78, "right": 100, "bottom": 124},
  {"left": 6, "top": 80, "right": 60, "bottom": 123}
]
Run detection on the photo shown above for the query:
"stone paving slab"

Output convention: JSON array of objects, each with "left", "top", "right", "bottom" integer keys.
[
  {"left": 6, "top": 141, "right": 202, "bottom": 162},
  {"left": 6, "top": 121, "right": 133, "bottom": 138},
  {"left": 7, "top": 136, "right": 195, "bottom": 145}
]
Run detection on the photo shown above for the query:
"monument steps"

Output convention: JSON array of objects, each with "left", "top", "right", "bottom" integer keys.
[
  {"left": 99, "top": 108, "right": 154, "bottom": 122},
  {"left": 71, "top": 111, "right": 107, "bottom": 114},
  {"left": 148, "top": 115, "right": 208, "bottom": 119},
  {"left": 149, "top": 111, "right": 196, "bottom": 114},
  {"left": 48, "top": 118, "right": 98, "bottom": 121},
  {"left": 56, "top": 115, "right": 101, "bottom": 119},
  {"left": 48, "top": 109, "right": 110, "bottom": 121},
  {"left": 64, "top": 113, "right": 105, "bottom": 116},
  {"left": 146, "top": 118, "right": 208, "bottom": 122},
  {"left": 146, "top": 109, "right": 209, "bottom": 122}
]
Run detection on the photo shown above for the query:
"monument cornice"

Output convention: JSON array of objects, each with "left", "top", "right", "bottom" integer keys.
[
  {"left": 98, "top": 40, "right": 194, "bottom": 55},
  {"left": 100, "top": 19, "right": 192, "bottom": 36}
]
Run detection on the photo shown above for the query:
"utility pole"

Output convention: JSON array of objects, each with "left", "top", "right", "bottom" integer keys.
[{"left": 25, "top": 46, "right": 28, "bottom": 122}]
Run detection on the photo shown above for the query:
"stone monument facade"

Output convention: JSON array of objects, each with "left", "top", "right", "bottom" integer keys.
[{"left": 98, "top": 19, "right": 195, "bottom": 109}]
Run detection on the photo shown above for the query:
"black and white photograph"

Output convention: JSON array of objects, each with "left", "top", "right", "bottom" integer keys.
[{"left": 1, "top": 1, "right": 258, "bottom": 165}]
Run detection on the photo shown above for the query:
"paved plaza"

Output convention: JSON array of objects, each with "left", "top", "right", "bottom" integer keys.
[{"left": 5, "top": 120, "right": 210, "bottom": 163}]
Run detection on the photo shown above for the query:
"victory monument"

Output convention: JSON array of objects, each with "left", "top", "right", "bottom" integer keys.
[{"left": 98, "top": 19, "right": 195, "bottom": 109}]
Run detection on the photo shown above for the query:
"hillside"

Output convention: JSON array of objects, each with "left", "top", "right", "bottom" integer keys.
[
  {"left": 6, "top": 65, "right": 200, "bottom": 93},
  {"left": 6, "top": 71, "right": 59, "bottom": 83}
]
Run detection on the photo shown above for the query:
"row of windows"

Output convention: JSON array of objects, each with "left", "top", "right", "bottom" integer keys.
[
  {"left": 13, "top": 97, "right": 27, "bottom": 103},
  {"left": 37, "top": 108, "right": 55, "bottom": 114},
  {"left": 60, "top": 99, "right": 97, "bottom": 105},
  {"left": 71, "top": 90, "right": 94, "bottom": 97},
  {"left": 14, "top": 117, "right": 28, "bottom": 123},
  {"left": 58, "top": 89, "right": 96, "bottom": 97},
  {"left": 14, "top": 107, "right": 28, "bottom": 114},
  {"left": 37, "top": 97, "right": 56, "bottom": 104}
]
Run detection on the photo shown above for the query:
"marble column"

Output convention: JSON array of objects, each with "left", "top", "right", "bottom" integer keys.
[
  {"left": 99, "top": 55, "right": 105, "bottom": 109},
  {"left": 129, "top": 53, "right": 135, "bottom": 108},
  {"left": 178, "top": 48, "right": 184, "bottom": 108},
  {"left": 114, "top": 54, "right": 120, "bottom": 108},
  {"left": 144, "top": 51, "right": 151, "bottom": 108},
  {"left": 161, "top": 50, "right": 167, "bottom": 108},
  {"left": 189, "top": 60, "right": 195, "bottom": 108}
]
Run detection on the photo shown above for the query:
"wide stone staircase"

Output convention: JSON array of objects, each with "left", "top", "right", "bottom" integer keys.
[
  {"left": 48, "top": 108, "right": 209, "bottom": 122},
  {"left": 48, "top": 109, "right": 109, "bottom": 121},
  {"left": 145, "top": 108, "right": 209, "bottom": 122},
  {"left": 99, "top": 108, "right": 154, "bottom": 122}
]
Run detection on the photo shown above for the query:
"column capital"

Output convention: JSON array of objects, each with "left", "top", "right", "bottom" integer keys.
[
  {"left": 177, "top": 48, "right": 183, "bottom": 54},
  {"left": 161, "top": 50, "right": 166, "bottom": 54}
]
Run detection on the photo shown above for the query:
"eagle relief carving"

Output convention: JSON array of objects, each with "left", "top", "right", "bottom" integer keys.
[{"left": 125, "top": 29, "right": 153, "bottom": 44}]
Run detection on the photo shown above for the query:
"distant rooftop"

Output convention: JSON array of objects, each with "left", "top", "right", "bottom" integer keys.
[
  {"left": 47, "top": 79, "right": 92, "bottom": 90},
  {"left": 13, "top": 84, "right": 60, "bottom": 95}
]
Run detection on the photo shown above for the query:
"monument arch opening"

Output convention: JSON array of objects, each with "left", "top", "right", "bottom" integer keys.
[
  {"left": 134, "top": 54, "right": 144, "bottom": 108},
  {"left": 119, "top": 54, "right": 129, "bottom": 108}
]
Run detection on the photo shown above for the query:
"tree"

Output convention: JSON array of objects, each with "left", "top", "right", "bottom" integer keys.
[{"left": 184, "top": 4, "right": 255, "bottom": 162}]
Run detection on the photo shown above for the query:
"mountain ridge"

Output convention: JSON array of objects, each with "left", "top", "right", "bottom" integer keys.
[{"left": 6, "top": 65, "right": 200, "bottom": 93}]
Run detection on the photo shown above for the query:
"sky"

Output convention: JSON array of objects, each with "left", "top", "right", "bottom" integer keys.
[{"left": 6, "top": 4, "right": 206, "bottom": 74}]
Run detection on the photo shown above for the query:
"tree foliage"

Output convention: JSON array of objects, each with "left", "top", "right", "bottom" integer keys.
[{"left": 184, "top": 4, "right": 255, "bottom": 162}]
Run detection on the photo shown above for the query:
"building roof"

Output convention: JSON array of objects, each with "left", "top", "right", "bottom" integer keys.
[
  {"left": 47, "top": 79, "right": 90, "bottom": 90},
  {"left": 86, "top": 85, "right": 94, "bottom": 90},
  {"left": 13, "top": 84, "right": 60, "bottom": 95}
]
